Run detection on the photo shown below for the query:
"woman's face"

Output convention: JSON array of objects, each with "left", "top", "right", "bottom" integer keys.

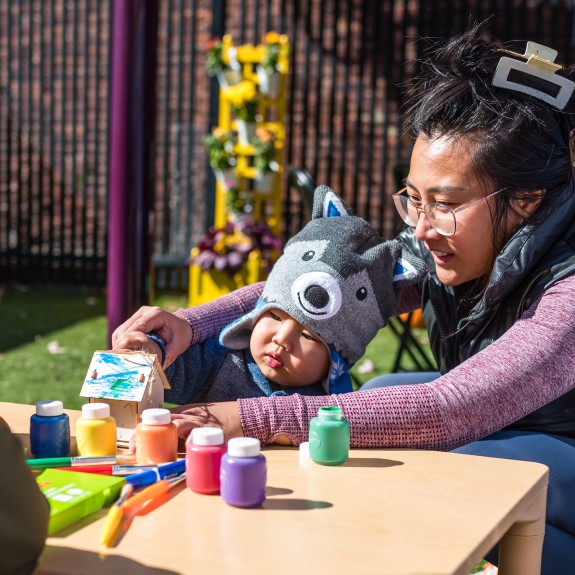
[{"left": 407, "top": 134, "right": 508, "bottom": 286}]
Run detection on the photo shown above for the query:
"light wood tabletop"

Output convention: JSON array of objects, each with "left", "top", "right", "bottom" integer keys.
[{"left": 3, "top": 402, "right": 548, "bottom": 575}]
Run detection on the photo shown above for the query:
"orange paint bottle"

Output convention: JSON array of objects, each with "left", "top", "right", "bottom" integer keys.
[{"left": 135, "top": 408, "right": 178, "bottom": 465}]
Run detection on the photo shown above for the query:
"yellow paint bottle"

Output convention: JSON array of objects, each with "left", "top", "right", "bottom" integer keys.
[{"left": 76, "top": 403, "right": 117, "bottom": 457}]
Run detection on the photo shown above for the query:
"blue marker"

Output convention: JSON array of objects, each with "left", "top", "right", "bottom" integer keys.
[{"left": 126, "top": 459, "right": 185, "bottom": 488}]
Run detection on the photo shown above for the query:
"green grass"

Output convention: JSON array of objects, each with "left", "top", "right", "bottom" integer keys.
[{"left": 0, "top": 284, "right": 432, "bottom": 409}]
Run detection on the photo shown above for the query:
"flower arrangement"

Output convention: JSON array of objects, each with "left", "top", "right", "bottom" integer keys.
[
  {"left": 204, "top": 128, "right": 236, "bottom": 170},
  {"left": 191, "top": 219, "right": 283, "bottom": 276},
  {"left": 260, "top": 31, "right": 282, "bottom": 74},
  {"left": 253, "top": 126, "right": 278, "bottom": 174},
  {"left": 225, "top": 187, "right": 251, "bottom": 216},
  {"left": 223, "top": 80, "right": 258, "bottom": 122},
  {"left": 205, "top": 38, "right": 226, "bottom": 77}
]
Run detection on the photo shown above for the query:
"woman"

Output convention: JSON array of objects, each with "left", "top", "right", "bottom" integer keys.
[{"left": 114, "top": 27, "right": 575, "bottom": 571}]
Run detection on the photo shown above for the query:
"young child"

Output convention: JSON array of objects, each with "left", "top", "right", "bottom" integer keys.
[{"left": 150, "top": 185, "right": 425, "bottom": 403}]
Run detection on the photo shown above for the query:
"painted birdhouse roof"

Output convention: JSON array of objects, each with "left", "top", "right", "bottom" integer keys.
[{"left": 79, "top": 351, "right": 169, "bottom": 403}]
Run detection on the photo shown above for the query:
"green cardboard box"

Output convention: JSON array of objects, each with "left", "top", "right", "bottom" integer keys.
[{"left": 36, "top": 469, "right": 125, "bottom": 535}]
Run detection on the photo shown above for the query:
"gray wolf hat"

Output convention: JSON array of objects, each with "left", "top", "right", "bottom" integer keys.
[{"left": 220, "top": 185, "right": 427, "bottom": 393}]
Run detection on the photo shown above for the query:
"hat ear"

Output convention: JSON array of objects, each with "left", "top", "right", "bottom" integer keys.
[{"left": 311, "top": 185, "right": 353, "bottom": 220}]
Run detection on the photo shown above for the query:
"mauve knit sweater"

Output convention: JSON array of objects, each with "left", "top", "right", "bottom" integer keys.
[{"left": 175, "top": 274, "right": 575, "bottom": 451}]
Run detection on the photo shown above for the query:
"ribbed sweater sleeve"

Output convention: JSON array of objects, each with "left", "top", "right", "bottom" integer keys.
[
  {"left": 174, "top": 282, "right": 264, "bottom": 344},
  {"left": 239, "top": 274, "right": 575, "bottom": 451}
]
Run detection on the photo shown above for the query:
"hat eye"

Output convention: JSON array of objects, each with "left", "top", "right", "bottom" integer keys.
[
  {"left": 302, "top": 250, "right": 315, "bottom": 261},
  {"left": 356, "top": 287, "right": 368, "bottom": 301}
]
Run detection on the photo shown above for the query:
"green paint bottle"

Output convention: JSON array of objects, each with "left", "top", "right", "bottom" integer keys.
[{"left": 309, "top": 406, "right": 350, "bottom": 465}]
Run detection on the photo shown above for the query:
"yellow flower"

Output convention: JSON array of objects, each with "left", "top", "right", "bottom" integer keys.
[
  {"left": 223, "top": 81, "right": 257, "bottom": 107},
  {"left": 255, "top": 126, "right": 275, "bottom": 143},
  {"left": 262, "top": 31, "right": 281, "bottom": 45},
  {"left": 214, "top": 238, "right": 227, "bottom": 255}
]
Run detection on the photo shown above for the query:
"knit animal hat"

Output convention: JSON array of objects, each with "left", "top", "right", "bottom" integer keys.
[{"left": 220, "top": 185, "right": 426, "bottom": 393}]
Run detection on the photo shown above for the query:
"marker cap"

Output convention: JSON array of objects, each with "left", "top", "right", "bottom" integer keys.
[
  {"left": 36, "top": 400, "right": 64, "bottom": 417},
  {"left": 191, "top": 427, "right": 224, "bottom": 446}
]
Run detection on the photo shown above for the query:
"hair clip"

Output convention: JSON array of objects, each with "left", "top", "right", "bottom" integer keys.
[{"left": 492, "top": 41, "right": 574, "bottom": 110}]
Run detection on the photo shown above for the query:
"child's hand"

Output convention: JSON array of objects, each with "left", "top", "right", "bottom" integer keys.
[{"left": 128, "top": 431, "right": 136, "bottom": 454}]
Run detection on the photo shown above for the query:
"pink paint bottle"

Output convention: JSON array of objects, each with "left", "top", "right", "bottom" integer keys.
[
  {"left": 135, "top": 408, "right": 178, "bottom": 465},
  {"left": 186, "top": 427, "right": 226, "bottom": 494}
]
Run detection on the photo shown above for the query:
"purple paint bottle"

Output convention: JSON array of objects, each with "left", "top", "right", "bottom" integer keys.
[
  {"left": 220, "top": 437, "right": 266, "bottom": 508},
  {"left": 30, "top": 400, "right": 70, "bottom": 458}
]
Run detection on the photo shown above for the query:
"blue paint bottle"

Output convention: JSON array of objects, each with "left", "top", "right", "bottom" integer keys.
[{"left": 30, "top": 400, "right": 70, "bottom": 458}]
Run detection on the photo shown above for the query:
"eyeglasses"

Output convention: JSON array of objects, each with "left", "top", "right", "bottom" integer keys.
[{"left": 392, "top": 187, "right": 505, "bottom": 237}]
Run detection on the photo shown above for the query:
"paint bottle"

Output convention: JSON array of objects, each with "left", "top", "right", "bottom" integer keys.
[
  {"left": 135, "top": 408, "right": 178, "bottom": 465},
  {"left": 30, "top": 400, "right": 70, "bottom": 458},
  {"left": 309, "top": 406, "right": 350, "bottom": 465},
  {"left": 186, "top": 427, "right": 227, "bottom": 495},
  {"left": 220, "top": 437, "right": 266, "bottom": 508},
  {"left": 76, "top": 403, "right": 117, "bottom": 457}
]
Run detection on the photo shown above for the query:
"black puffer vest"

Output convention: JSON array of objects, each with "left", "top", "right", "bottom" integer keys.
[{"left": 400, "top": 181, "right": 575, "bottom": 436}]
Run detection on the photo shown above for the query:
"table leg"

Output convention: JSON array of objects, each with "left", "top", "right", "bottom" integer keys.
[{"left": 497, "top": 486, "right": 547, "bottom": 575}]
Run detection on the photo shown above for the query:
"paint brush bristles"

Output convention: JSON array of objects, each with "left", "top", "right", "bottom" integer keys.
[{"left": 100, "top": 483, "right": 134, "bottom": 547}]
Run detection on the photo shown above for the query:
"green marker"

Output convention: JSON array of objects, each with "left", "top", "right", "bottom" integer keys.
[{"left": 26, "top": 455, "right": 117, "bottom": 469}]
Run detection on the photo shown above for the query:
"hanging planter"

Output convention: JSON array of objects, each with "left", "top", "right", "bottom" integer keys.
[
  {"left": 216, "top": 68, "right": 242, "bottom": 89},
  {"left": 254, "top": 170, "right": 276, "bottom": 194},
  {"left": 214, "top": 168, "right": 238, "bottom": 190},
  {"left": 236, "top": 119, "right": 257, "bottom": 146},
  {"left": 256, "top": 65, "right": 280, "bottom": 98},
  {"left": 222, "top": 81, "right": 259, "bottom": 145},
  {"left": 256, "top": 31, "right": 288, "bottom": 98},
  {"left": 204, "top": 128, "right": 237, "bottom": 187},
  {"left": 253, "top": 126, "right": 278, "bottom": 191},
  {"left": 205, "top": 37, "right": 243, "bottom": 89}
]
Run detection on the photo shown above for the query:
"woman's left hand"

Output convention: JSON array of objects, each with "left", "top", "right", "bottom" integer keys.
[{"left": 170, "top": 401, "right": 244, "bottom": 442}]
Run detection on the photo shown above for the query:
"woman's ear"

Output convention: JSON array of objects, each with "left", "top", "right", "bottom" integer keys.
[{"left": 512, "top": 189, "right": 545, "bottom": 219}]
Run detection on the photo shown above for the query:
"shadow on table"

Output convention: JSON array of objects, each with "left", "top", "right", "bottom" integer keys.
[
  {"left": 263, "top": 497, "right": 333, "bottom": 511},
  {"left": 37, "top": 546, "right": 179, "bottom": 574},
  {"left": 264, "top": 485, "right": 332, "bottom": 510},
  {"left": 344, "top": 457, "right": 404, "bottom": 468}
]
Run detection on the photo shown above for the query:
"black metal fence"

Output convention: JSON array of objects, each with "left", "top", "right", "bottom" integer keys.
[
  {"left": 0, "top": 1, "right": 111, "bottom": 284},
  {"left": 2, "top": 0, "right": 575, "bottom": 289}
]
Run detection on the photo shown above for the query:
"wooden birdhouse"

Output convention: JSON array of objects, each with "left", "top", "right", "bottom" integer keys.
[{"left": 79, "top": 350, "right": 170, "bottom": 445}]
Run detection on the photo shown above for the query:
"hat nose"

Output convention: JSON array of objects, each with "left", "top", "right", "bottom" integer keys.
[
  {"left": 303, "top": 284, "right": 330, "bottom": 309},
  {"left": 291, "top": 271, "right": 342, "bottom": 319}
]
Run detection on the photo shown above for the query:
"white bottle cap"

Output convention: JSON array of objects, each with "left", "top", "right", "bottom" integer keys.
[
  {"left": 141, "top": 408, "right": 171, "bottom": 425},
  {"left": 299, "top": 441, "right": 310, "bottom": 465},
  {"left": 82, "top": 402, "right": 110, "bottom": 419},
  {"left": 36, "top": 400, "right": 64, "bottom": 417},
  {"left": 191, "top": 427, "right": 224, "bottom": 446},
  {"left": 227, "top": 437, "right": 261, "bottom": 458}
]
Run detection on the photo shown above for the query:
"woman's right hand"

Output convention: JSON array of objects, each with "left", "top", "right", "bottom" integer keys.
[{"left": 111, "top": 306, "right": 193, "bottom": 367}]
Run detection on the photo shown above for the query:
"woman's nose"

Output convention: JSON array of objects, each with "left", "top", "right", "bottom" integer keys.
[{"left": 414, "top": 210, "right": 441, "bottom": 241}]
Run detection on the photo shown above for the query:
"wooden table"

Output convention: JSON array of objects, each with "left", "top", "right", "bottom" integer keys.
[{"left": 4, "top": 402, "right": 548, "bottom": 575}]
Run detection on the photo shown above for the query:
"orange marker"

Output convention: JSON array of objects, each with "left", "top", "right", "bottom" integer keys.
[{"left": 121, "top": 474, "right": 186, "bottom": 515}]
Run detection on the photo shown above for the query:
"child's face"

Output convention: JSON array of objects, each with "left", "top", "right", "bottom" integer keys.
[{"left": 250, "top": 308, "right": 331, "bottom": 387}]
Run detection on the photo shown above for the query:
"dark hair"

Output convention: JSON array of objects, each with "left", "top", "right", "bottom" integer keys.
[{"left": 403, "top": 25, "right": 575, "bottom": 249}]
